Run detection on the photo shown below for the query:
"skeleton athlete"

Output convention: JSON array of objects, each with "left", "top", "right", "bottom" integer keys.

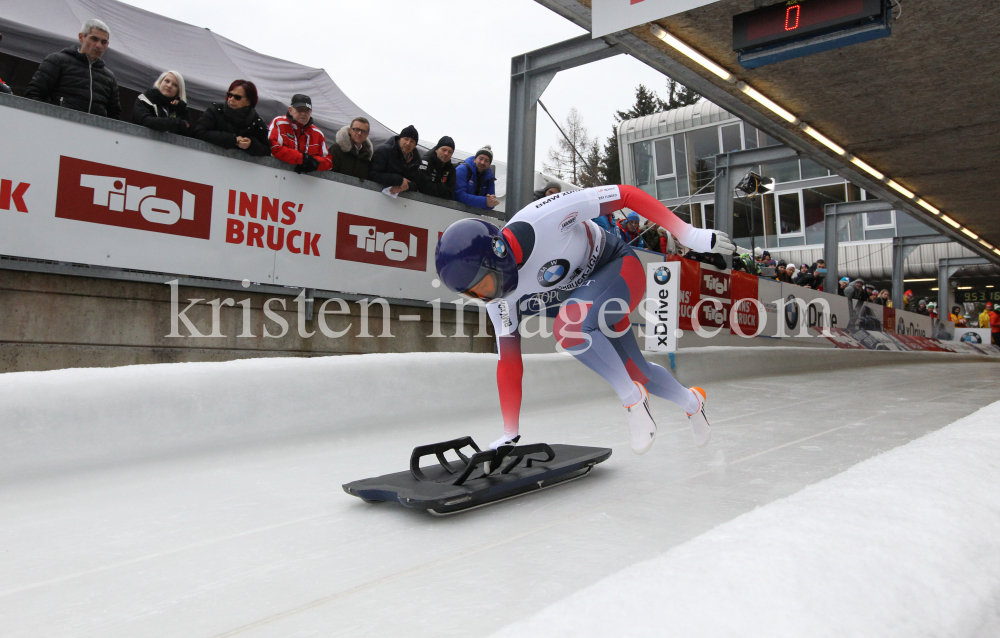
[{"left": 435, "top": 185, "right": 735, "bottom": 454}]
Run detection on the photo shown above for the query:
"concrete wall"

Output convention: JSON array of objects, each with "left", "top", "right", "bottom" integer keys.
[{"left": 0, "top": 269, "right": 493, "bottom": 373}]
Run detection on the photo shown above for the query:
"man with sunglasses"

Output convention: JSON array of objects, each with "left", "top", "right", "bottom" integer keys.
[
  {"left": 330, "top": 117, "right": 375, "bottom": 180},
  {"left": 436, "top": 185, "right": 735, "bottom": 455},
  {"left": 25, "top": 19, "right": 121, "bottom": 119}
]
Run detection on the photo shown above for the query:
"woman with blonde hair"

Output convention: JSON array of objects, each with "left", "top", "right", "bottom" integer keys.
[{"left": 132, "top": 70, "right": 191, "bottom": 135}]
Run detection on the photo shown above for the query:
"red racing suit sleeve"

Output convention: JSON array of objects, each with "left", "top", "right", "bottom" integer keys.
[
  {"left": 610, "top": 185, "right": 715, "bottom": 252},
  {"left": 496, "top": 332, "right": 524, "bottom": 438}
]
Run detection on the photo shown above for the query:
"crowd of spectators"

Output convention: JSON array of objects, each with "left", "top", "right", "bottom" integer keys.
[{"left": 17, "top": 20, "right": 500, "bottom": 210}]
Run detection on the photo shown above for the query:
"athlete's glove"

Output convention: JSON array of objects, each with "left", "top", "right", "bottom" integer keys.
[{"left": 709, "top": 230, "right": 736, "bottom": 255}]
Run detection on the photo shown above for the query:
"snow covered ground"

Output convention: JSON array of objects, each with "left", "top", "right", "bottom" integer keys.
[{"left": 0, "top": 352, "right": 998, "bottom": 637}]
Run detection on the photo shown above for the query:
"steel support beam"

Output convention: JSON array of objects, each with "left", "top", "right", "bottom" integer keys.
[
  {"left": 713, "top": 146, "right": 799, "bottom": 243},
  {"left": 938, "top": 256, "right": 990, "bottom": 317},
  {"left": 506, "top": 35, "right": 622, "bottom": 218},
  {"left": 890, "top": 235, "right": 951, "bottom": 309},
  {"left": 822, "top": 200, "right": 894, "bottom": 293}
]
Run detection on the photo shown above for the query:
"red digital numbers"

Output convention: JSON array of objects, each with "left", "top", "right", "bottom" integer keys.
[{"left": 785, "top": 4, "right": 801, "bottom": 30}]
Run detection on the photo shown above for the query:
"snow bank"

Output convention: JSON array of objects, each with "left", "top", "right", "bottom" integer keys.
[{"left": 495, "top": 399, "right": 1000, "bottom": 638}]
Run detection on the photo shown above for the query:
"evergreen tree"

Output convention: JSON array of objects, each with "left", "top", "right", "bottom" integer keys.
[{"left": 597, "top": 81, "right": 700, "bottom": 185}]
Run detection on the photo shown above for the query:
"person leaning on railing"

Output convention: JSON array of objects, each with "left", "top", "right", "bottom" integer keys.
[
  {"left": 369, "top": 124, "right": 421, "bottom": 195},
  {"left": 267, "top": 94, "right": 332, "bottom": 175},
  {"left": 329, "top": 117, "right": 374, "bottom": 180},
  {"left": 415, "top": 136, "right": 457, "bottom": 200},
  {"left": 131, "top": 71, "right": 191, "bottom": 135},
  {"left": 454, "top": 145, "right": 499, "bottom": 210},
  {"left": 24, "top": 19, "right": 121, "bottom": 119},
  {"left": 192, "top": 79, "right": 269, "bottom": 157}
]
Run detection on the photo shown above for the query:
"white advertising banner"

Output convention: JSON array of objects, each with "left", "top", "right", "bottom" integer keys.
[
  {"left": 644, "top": 261, "right": 680, "bottom": 352},
  {"left": 0, "top": 104, "right": 491, "bottom": 302},
  {"left": 955, "top": 327, "right": 992, "bottom": 345},
  {"left": 592, "top": 0, "right": 721, "bottom": 37},
  {"left": 777, "top": 284, "right": 849, "bottom": 337}
]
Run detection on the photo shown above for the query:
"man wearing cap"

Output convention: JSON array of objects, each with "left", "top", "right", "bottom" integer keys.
[
  {"left": 616, "top": 212, "right": 642, "bottom": 244},
  {"left": 455, "top": 145, "right": 499, "bottom": 210},
  {"left": 416, "top": 136, "right": 457, "bottom": 199},
  {"left": 330, "top": 117, "right": 374, "bottom": 180},
  {"left": 903, "top": 289, "right": 915, "bottom": 312},
  {"left": 838, "top": 277, "right": 849, "bottom": 296},
  {"left": 370, "top": 124, "right": 421, "bottom": 195},
  {"left": 268, "top": 94, "right": 332, "bottom": 174}
]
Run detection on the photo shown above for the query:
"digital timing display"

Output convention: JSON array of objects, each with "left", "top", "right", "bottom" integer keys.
[
  {"left": 957, "top": 290, "right": 1000, "bottom": 304},
  {"left": 733, "top": 0, "right": 885, "bottom": 51}
]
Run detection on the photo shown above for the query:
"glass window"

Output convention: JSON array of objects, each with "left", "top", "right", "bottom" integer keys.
[
  {"left": 654, "top": 138, "right": 674, "bottom": 177},
  {"left": 802, "top": 185, "right": 845, "bottom": 246},
  {"left": 779, "top": 236, "right": 806, "bottom": 247},
  {"left": 743, "top": 123, "right": 759, "bottom": 149},
  {"left": 686, "top": 126, "right": 719, "bottom": 195},
  {"left": 734, "top": 199, "right": 766, "bottom": 250},
  {"left": 761, "top": 193, "right": 777, "bottom": 247},
  {"left": 656, "top": 177, "right": 678, "bottom": 200},
  {"left": 720, "top": 124, "right": 742, "bottom": 153},
  {"left": 867, "top": 210, "right": 893, "bottom": 227},
  {"left": 671, "top": 204, "right": 692, "bottom": 225},
  {"left": 800, "top": 158, "right": 829, "bottom": 180},
  {"left": 703, "top": 203, "right": 715, "bottom": 230},
  {"left": 847, "top": 183, "right": 862, "bottom": 201},
  {"left": 692, "top": 204, "right": 703, "bottom": 229},
  {"left": 865, "top": 228, "right": 895, "bottom": 240},
  {"left": 761, "top": 159, "right": 800, "bottom": 183},
  {"left": 761, "top": 132, "right": 782, "bottom": 147},
  {"left": 673, "top": 135, "right": 690, "bottom": 197},
  {"left": 777, "top": 192, "right": 802, "bottom": 234},
  {"left": 632, "top": 141, "right": 654, "bottom": 196}
]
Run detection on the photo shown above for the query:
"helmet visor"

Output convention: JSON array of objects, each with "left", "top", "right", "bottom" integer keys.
[{"left": 458, "top": 265, "right": 505, "bottom": 301}]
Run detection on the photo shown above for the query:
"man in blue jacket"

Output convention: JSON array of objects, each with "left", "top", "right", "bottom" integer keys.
[{"left": 455, "top": 145, "right": 499, "bottom": 210}]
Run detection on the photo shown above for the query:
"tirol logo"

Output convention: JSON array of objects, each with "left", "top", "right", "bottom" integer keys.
[
  {"left": 785, "top": 294, "right": 799, "bottom": 330},
  {"left": 335, "top": 211, "right": 427, "bottom": 271},
  {"left": 653, "top": 266, "right": 671, "bottom": 285},
  {"left": 55, "top": 156, "right": 212, "bottom": 239},
  {"left": 537, "top": 259, "right": 570, "bottom": 287}
]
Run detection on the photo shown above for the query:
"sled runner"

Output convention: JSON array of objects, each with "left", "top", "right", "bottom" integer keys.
[{"left": 343, "top": 436, "right": 611, "bottom": 515}]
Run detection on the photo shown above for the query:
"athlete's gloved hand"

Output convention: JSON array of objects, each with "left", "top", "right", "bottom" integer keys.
[
  {"left": 709, "top": 230, "right": 736, "bottom": 255},
  {"left": 489, "top": 434, "right": 520, "bottom": 450}
]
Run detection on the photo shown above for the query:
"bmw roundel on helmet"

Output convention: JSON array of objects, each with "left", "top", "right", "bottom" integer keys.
[{"left": 435, "top": 218, "right": 518, "bottom": 302}]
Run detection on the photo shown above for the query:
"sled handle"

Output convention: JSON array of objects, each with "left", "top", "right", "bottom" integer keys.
[{"left": 410, "top": 437, "right": 481, "bottom": 482}]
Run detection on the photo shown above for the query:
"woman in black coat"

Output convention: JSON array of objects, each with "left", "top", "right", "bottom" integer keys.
[
  {"left": 132, "top": 70, "right": 192, "bottom": 135},
  {"left": 192, "top": 79, "right": 270, "bottom": 157}
]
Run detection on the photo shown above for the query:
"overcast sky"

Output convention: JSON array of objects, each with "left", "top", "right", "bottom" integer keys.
[{"left": 123, "top": 0, "right": 674, "bottom": 171}]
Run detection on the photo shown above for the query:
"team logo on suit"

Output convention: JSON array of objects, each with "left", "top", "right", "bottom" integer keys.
[{"left": 537, "top": 259, "right": 570, "bottom": 287}]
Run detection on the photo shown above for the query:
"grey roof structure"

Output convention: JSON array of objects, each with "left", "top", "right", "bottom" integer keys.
[{"left": 0, "top": 0, "right": 396, "bottom": 144}]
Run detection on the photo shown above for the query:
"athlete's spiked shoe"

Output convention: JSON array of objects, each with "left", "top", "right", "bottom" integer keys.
[
  {"left": 687, "top": 387, "right": 711, "bottom": 447},
  {"left": 625, "top": 382, "right": 657, "bottom": 454}
]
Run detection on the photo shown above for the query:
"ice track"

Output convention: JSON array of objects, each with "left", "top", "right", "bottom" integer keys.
[{"left": 0, "top": 352, "right": 998, "bottom": 637}]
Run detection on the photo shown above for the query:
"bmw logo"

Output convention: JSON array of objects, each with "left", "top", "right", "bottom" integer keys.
[
  {"left": 492, "top": 237, "right": 507, "bottom": 258},
  {"left": 653, "top": 266, "right": 671, "bottom": 285},
  {"left": 537, "top": 259, "right": 570, "bottom": 287},
  {"left": 784, "top": 295, "right": 799, "bottom": 330},
  {"left": 960, "top": 332, "right": 982, "bottom": 343}
]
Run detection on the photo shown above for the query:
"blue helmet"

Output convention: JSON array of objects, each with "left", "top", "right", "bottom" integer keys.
[{"left": 435, "top": 218, "right": 518, "bottom": 301}]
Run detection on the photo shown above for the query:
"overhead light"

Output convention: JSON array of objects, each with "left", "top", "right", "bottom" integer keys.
[
  {"left": 940, "top": 215, "right": 961, "bottom": 229},
  {"left": 961, "top": 228, "right": 978, "bottom": 239},
  {"left": 904, "top": 278, "right": 936, "bottom": 282},
  {"left": 736, "top": 82, "right": 799, "bottom": 124},
  {"left": 980, "top": 239, "right": 994, "bottom": 250},
  {"left": 917, "top": 199, "right": 940, "bottom": 215},
  {"left": 801, "top": 124, "right": 845, "bottom": 155},
  {"left": 995, "top": 248, "right": 1000, "bottom": 257},
  {"left": 957, "top": 286, "right": 973, "bottom": 290},
  {"left": 930, "top": 288, "right": 939, "bottom": 291},
  {"left": 850, "top": 157, "right": 884, "bottom": 180},
  {"left": 650, "top": 25, "right": 735, "bottom": 82},
  {"left": 886, "top": 180, "right": 915, "bottom": 199}
]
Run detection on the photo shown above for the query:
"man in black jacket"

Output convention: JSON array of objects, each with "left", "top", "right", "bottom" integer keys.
[
  {"left": 25, "top": 19, "right": 121, "bottom": 119},
  {"left": 369, "top": 124, "right": 420, "bottom": 195},
  {"left": 416, "top": 136, "right": 457, "bottom": 199}
]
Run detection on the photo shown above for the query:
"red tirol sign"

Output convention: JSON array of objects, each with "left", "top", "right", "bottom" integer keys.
[
  {"left": 55, "top": 156, "right": 213, "bottom": 239},
  {"left": 335, "top": 212, "right": 427, "bottom": 271}
]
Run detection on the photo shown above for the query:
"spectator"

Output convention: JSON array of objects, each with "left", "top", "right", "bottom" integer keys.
[
  {"left": 330, "top": 117, "right": 374, "bottom": 180},
  {"left": 533, "top": 181, "right": 562, "bottom": 201},
  {"left": 455, "top": 145, "right": 499, "bottom": 210},
  {"left": 593, "top": 210, "right": 617, "bottom": 235},
  {"left": 24, "top": 19, "right": 121, "bottom": 119},
  {"left": 132, "top": 70, "right": 191, "bottom": 135},
  {"left": 837, "top": 277, "right": 849, "bottom": 296},
  {"left": 949, "top": 306, "right": 967, "bottom": 327},
  {"left": 0, "top": 34, "right": 11, "bottom": 95},
  {"left": 903, "top": 289, "right": 915, "bottom": 312},
  {"left": 916, "top": 299, "right": 929, "bottom": 316},
  {"left": 784, "top": 263, "right": 797, "bottom": 283},
  {"left": 761, "top": 250, "right": 775, "bottom": 267},
  {"left": 638, "top": 222, "right": 662, "bottom": 252},
  {"left": 989, "top": 304, "right": 1000, "bottom": 346},
  {"left": 193, "top": 80, "right": 269, "bottom": 156},
  {"left": 927, "top": 302, "right": 938, "bottom": 320},
  {"left": 875, "top": 289, "right": 890, "bottom": 306},
  {"left": 267, "top": 94, "right": 332, "bottom": 174},
  {"left": 979, "top": 302, "right": 993, "bottom": 329},
  {"left": 657, "top": 227, "right": 671, "bottom": 254},
  {"left": 369, "top": 124, "right": 421, "bottom": 195},
  {"left": 616, "top": 212, "right": 642, "bottom": 244},
  {"left": 793, "top": 263, "right": 812, "bottom": 286},
  {"left": 843, "top": 278, "right": 867, "bottom": 301},
  {"left": 416, "top": 135, "right": 457, "bottom": 199}
]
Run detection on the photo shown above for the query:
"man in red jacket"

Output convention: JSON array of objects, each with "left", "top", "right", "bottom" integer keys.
[
  {"left": 268, "top": 94, "right": 332, "bottom": 174},
  {"left": 990, "top": 304, "right": 1000, "bottom": 346}
]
